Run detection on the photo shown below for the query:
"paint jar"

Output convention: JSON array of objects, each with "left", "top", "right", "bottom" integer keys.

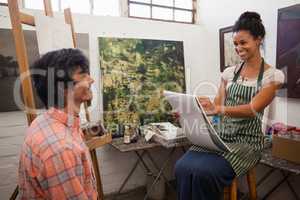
[{"left": 123, "top": 125, "right": 131, "bottom": 144}]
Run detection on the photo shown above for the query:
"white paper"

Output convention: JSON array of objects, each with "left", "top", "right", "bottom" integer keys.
[
  {"left": 164, "top": 90, "right": 232, "bottom": 152},
  {"left": 34, "top": 13, "right": 74, "bottom": 55},
  {"left": 149, "top": 122, "right": 183, "bottom": 140}
]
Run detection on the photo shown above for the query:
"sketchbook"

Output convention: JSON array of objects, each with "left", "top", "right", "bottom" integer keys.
[{"left": 163, "top": 90, "right": 232, "bottom": 152}]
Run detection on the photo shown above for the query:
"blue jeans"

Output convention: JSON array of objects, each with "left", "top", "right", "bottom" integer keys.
[{"left": 175, "top": 151, "right": 236, "bottom": 200}]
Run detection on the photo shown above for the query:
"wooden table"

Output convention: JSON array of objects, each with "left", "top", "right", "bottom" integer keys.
[
  {"left": 111, "top": 136, "right": 188, "bottom": 200},
  {"left": 257, "top": 148, "right": 300, "bottom": 200}
]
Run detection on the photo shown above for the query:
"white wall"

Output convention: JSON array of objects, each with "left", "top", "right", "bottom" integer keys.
[
  {"left": 0, "top": 5, "right": 204, "bottom": 198},
  {"left": 1, "top": 0, "right": 300, "bottom": 199},
  {"left": 196, "top": 0, "right": 300, "bottom": 127},
  {"left": 69, "top": 12, "right": 208, "bottom": 123},
  {"left": 196, "top": 0, "right": 300, "bottom": 199}
]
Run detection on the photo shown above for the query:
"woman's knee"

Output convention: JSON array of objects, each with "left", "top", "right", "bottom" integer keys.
[
  {"left": 175, "top": 157, "right": 187, "bottom": 177},
  {"left": 175, "top": 151, "right": 202, "bottom": 176}
]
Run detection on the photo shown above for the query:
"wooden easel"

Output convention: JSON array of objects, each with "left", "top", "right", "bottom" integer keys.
[{"left": 7, "top": 0, "right": 112, "bottom": 199}]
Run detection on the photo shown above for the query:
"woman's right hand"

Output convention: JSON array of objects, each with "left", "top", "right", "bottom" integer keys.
[
  {"left": 197, "top": 96, "right": 221, "bottom": 115},
  {"left": 197, "top": 96, "right": 213, "bottom": 109}
]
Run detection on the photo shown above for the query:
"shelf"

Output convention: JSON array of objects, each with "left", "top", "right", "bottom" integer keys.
[{"left": 85, "top": 133, "right": 112, "bottom": 150}]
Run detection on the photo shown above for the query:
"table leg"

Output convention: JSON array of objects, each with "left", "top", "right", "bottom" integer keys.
[
  {"left": 262, "top": 173, "right": 291, "bottom": 200},
  {"left": 181, "top": 146, "right": 186, "bottom": 153},
  {"left": 115, "top": 151, "right": 146, "bottom": 198},
  {"left": 238, "top": 168, "right": 276, "bottom": 200},
  {"left": 135, "top": 151, "right": 152, "bottom": 173},
  {"left": 280, "top": 171, "right": 300, "bottom": 200},
  {"left": 145, "top": 150, "right": 175, "bottom": 191},
  {"left": 144, "top": 148, "right": 176, "bottom": 200},
  {"left": 257, "top": 168, "right": 276, "bottom": 187}
]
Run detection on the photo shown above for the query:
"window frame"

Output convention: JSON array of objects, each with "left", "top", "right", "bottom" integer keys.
[
  {"left": 128, "top": 0, "right": 197, "bottom": 24},
  {"left": 0, "top": 0, "right": 8, "bottom": 6}
]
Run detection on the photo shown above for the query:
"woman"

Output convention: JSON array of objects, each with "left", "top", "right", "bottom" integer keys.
[{"left": 175, "top": 11, "right": 284, "bottom": 200}]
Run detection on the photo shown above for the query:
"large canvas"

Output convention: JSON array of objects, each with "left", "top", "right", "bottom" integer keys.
[
  {"left": 99, "top": 37, "right": 186, "bottom": 134},
  {"left": 0, "top": 28, "right": 89, "bottom": 111},
  {"left": 35, "top": 13, "right": 74, "bottom": 55},
  {"left": 276, "top": 4, "right": 300, "bottom": 98}
]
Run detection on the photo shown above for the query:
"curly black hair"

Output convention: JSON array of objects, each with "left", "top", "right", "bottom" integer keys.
[
  {"left": 233, "top": 11, "right": 265, "bottom": 39},
  {"left": 32, "top": 48, "right": 89, "bottom": 108}
]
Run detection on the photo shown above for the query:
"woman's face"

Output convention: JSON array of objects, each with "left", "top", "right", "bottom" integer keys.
[{"left": 233, "top": 30, "right": 262, "bottom": 61}]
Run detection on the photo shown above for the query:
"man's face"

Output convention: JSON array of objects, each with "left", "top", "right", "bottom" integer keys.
[{"left": 71, "top": 68, "right": 94, "bottom": 104}]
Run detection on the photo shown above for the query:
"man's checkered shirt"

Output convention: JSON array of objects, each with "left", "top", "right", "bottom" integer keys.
[{"left": 18, "top": 108, "right": 97, "bottom": 199}]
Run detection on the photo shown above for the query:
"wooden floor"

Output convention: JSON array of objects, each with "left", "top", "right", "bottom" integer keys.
[
  {"left": 105, "top": 186, "right": 177, "bottom": 200},
  {"left": 104, "top": 185, "right": 252, "bottom": 200}
]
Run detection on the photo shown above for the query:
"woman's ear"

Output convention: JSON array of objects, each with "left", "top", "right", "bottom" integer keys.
[{"left": 256, "top": 36, "right": 263, "bottom": 47}]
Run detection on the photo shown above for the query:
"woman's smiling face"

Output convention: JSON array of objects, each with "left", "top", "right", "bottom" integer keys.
[{"left": 233, "top": 30, "right": 262, "bottom": 61}]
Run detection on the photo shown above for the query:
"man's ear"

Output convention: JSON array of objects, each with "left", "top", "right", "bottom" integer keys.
[{"left": 62, "top": 87, "right": 71, "bottom": 104}]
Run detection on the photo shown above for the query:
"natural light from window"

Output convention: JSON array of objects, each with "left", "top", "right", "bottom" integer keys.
[
  {"left": 152, "top": 0, "right": 173, "bottom": 6},
  {"left": 175, "top": 0, "right": 193, "bottom": 9},
  {"left": 152, "top": 7, "right": 173, "bottom": 20},
  {"left": 23, "top": 0, "right": 120, "bottom": 16},
  {"left": 128, "top": 0, "right": 195, "bottom": 23},
  {"left": 129, "top": 3, "right": 151, "bottom": 18},
  {"left": 24, "top": 0, "right": 59, "bottom": 11},
  {"left": 22, "top": 0, "right": 195, "bottom": 23},
  {"left": 93, "top": 0, "right": 120, "bottom": 16},
  {"left": 61, "top": 0, "right": 90, "bottom": 14}
]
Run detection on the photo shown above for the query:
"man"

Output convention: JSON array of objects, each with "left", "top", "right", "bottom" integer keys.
[{"left": 18, "top": 48, "right": 97, "bottom": 199}]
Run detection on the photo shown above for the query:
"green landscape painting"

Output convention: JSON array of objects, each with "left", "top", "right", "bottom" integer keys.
[{"left": 99, "top": 37, "right": 186, "bottom": 134}]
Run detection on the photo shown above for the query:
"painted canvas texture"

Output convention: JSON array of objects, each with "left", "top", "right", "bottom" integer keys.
[
  {"left": 0, "top": 28, "right": 89, "bottom": 111},
  {"left": 99, "top": 37, "right": 186, "bottom": 134},
  {"left": 276, "top": 5, "right": 300, "bottom": 98}
]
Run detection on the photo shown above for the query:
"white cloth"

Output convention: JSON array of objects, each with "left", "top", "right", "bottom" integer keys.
[{"left": 221, "top": 65, "right": 285, "bottom": 89}]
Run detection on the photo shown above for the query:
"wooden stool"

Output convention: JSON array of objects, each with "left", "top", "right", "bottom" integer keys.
[{"left": 224, "top": 168, "right": 257, "bottom": 200}]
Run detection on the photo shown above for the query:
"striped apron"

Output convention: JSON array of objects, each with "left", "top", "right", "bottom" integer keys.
[{"left": 191, "top": 59, "right": 265, "bottom": 176}]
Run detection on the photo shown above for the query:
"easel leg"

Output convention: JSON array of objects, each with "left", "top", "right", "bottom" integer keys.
[
  {"left": 90, "top": 149, "right": 104, "bottom": 200},
  {"left": 9, "top": 186, "right": 19, "bottom": 200}
]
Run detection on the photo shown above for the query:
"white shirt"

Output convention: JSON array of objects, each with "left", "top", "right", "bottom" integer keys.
[{"left": 221, "top": 65, "right": 285, "bottom": 89}]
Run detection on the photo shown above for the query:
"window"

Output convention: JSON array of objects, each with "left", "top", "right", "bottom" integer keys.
[
  {"left": 128, "top": 0, "right": 196, "bottom": 24},
  {"left": 93, "top": 0, "right": 120, "bottom": 16},
  {"left": 61, "top": 0, "right": 90, "bottom": 14},
  {"left": 23, "top": 0, "right": 120, "bottom": 16}
]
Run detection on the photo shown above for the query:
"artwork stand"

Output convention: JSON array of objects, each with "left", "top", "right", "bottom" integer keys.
[{"left": 7, "top": 0, "right": 111, "bottom": 199}]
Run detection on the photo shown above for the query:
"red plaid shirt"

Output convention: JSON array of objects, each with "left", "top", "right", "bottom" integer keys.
[{"left": 18, "top": 108, "right": 97, "bottom": 199}]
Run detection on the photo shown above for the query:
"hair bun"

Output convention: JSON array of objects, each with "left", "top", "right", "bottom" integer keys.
[
  {"left": 233, "top": 11, "right": 265, "bottom": 39},
  {"left": 239, "top": 11, "right": 262, "bottom": 22}
]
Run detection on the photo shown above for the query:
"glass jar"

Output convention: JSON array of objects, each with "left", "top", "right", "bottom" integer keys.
[{"left": 123, "top": 125, "right": 131, "bottom": 144}]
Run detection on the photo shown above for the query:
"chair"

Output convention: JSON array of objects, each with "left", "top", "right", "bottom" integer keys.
[{"left": 224, "top": 168, "right": 257, "bottom": 200}]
